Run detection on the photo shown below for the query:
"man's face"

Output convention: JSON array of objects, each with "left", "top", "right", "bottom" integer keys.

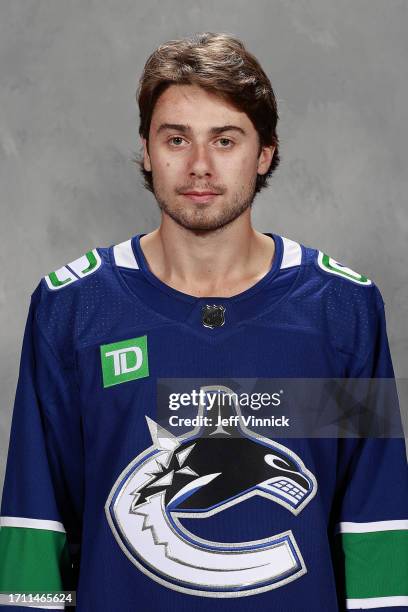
[{"left": 142, "top": 84, "right": 274, "bottom": 232}]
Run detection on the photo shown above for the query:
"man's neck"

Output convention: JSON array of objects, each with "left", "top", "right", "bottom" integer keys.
[{"left": 139, "top": 213, "right": 275, "bottom": 298}]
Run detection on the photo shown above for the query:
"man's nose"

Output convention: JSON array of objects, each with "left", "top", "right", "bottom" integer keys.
[{"left": 188, "top": 143, "right": 213, "bottom": 177}]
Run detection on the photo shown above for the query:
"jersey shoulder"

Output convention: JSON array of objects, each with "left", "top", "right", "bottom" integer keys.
[
  {"left": 42, "top": 247, "right": 108, "bottom": 291},
  {"left": 296, "top": 241, "right": 386, "bottom": 359},
  {"left": 31, "top": 240, "right": 161, "bottom": 360},
  {"left": 300, "top": 242, "right": 379, "bottom": 296},
  {"left": 39, "top": 238, "right": 139, "bottom": 293},
  {"left": 29, "top": 245, "right": 116, "bottom": 357},
  {"left": 310, "top": 247, "right": 372, "bottom": 287},
  {"left": 280, "top": 235, "right": 373, "bottom": 288},
  {"left": 300, "top": 240, "right": 384, "bottom": 313}
]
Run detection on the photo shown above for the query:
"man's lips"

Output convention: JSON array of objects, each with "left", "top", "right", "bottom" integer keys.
[
  {"left": 182, "top": 191, "right": 219, "bottom": 195},
  {"left": 180, "top": 191, "right": 221, "bottom": 203}
]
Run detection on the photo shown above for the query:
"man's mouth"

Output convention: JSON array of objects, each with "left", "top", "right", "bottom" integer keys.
[{"left": 181, "top": 191, "right": 220, "bottom": 203}]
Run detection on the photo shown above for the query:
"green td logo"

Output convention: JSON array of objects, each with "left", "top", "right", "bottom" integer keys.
[{"left": 100, "top": 336, "right": 149, "bottom": 388}]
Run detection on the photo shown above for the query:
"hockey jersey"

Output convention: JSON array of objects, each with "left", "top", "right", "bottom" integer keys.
[{"left": 0, "top": 233, "right": 407, "bottom": 611}]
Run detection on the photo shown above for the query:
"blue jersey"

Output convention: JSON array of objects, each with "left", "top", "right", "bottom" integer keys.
[{"left": 1, "top": 234, "right": 407, "bottom": 611}]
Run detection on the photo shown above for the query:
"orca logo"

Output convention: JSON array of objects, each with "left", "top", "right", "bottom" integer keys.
[{"left": 105, "top": 386, "right": 317, "bottom": 598}]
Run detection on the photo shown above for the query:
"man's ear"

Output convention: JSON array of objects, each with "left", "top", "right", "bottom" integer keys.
[
  {"left": 142, "top": 137, "right": 152, "bottom": 172},
  {"left": 257, "top": 145, "right": 275, "bottom": 176}
]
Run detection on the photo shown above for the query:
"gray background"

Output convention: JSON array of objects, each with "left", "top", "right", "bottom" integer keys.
[{"left": 1, "top": 0, "right": 407, "bottom": 492}]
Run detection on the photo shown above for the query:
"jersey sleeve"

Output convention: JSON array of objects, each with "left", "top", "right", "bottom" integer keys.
[
  {"left": 333, "top": 287, "right": 408, "bottom": 611},
  {"left": 0, "top": 286, "right": 84, "bottom": 610}
]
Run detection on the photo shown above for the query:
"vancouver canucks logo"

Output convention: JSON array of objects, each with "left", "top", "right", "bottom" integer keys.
[{"left": 105, "top": 386, "right": 317, "bottom": 597}]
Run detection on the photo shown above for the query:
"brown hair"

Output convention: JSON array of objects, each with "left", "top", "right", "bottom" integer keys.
[{"left": 135, "top": 32, "right": 280, "bottom": 194}]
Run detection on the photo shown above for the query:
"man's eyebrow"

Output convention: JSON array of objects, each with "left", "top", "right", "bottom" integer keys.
[{"left": 156, "top": 123, "right": 246, "bottom": 136}]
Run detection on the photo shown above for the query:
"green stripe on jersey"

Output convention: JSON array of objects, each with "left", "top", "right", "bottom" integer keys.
[
  {"left": 339, "top": 529, "right": 408, "bottom": 599},
  {"left": 81, "top": 250, "right": 98, "bottom": 274},
  {"left": 0, "top": 526, "right": 71, "bottom": 591},
  {"left": 48, "top": 270, "right": 73, "bottom": 288}
]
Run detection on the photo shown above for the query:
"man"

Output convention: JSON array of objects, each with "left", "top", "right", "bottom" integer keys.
[{"left": 0, "top": 32, "right": 407, "bottom": 611}]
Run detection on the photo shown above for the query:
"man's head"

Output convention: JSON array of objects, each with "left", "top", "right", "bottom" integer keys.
[{"left": 135, "top": 32, "right": 280, "bottom": 232}]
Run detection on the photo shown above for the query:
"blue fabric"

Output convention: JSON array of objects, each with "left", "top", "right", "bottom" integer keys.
[{"left": 1, "top": 234, "right": 407, "bottom": 611}]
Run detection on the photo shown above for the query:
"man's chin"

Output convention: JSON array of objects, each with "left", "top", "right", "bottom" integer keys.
[
  {"left": 156, "top": 196, "right": 255, "bottom": 233},
  {"left": 161, "top": 208, "right": 247, "bottom": 233}
]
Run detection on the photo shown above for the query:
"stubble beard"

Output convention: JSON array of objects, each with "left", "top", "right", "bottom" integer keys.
[{"left": 153, "top": 176, "right": 258, "bottom": 233}]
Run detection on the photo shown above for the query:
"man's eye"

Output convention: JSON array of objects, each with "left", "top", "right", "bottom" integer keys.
[
  {"left": 217, "top": 138, "right": 233, "bottom": 147},
  {"left": 169, "top": 136, "right": 185, "bottom": 146}
]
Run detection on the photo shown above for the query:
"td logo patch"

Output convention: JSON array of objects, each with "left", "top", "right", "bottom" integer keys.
[{"left": 100, "top": 336, "right": 149, "bottom": 388}]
